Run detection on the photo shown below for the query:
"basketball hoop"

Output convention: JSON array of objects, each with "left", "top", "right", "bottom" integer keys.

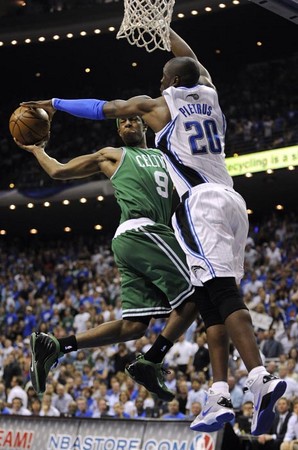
[{"left": 116, "top": 0, "right": 175, "bottom": 53}]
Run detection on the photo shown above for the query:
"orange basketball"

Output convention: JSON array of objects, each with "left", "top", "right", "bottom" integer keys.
[{"left": 9, "top": 106, "right": 50, "bottom": 145}]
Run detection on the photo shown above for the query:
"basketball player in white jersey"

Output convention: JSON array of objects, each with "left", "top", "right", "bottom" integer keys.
[{"left": 21, "top": 28, "right": 286, "bottom": 436}]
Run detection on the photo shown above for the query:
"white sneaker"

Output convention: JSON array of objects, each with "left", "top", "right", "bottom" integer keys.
[
  {"left": 245, "top": 374, "right": 287, "bottom": 436},
  {"left": 190, "top": 389, "right": 235, "bottom": 432}
]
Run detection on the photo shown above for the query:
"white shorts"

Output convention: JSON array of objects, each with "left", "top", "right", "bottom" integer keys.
[{"left": 172, "top": 183, "right": 249, "bottom": 286}]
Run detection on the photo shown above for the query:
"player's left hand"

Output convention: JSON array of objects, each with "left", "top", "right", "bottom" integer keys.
[{"left": 14, "top": 138, "right": 48, "bottom": 153}]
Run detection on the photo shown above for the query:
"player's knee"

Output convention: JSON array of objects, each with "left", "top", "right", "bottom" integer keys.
[
  {"left": 203, "top": 277, "right": 247, "bottom": 322},
  {"left": 194, "top": 286, "right": 224, "bottom": 329},
  {"left": 122, "top": 319, "right": 148, "bottom": 339}
]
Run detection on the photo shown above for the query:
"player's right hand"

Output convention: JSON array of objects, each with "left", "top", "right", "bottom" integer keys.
[{"left": 20, "top": 99, "right": 56, "bottom": 121}]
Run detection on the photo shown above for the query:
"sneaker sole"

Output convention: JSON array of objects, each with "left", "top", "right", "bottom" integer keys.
[
  {"left": 30, "top": 333, "right": 42, "bottom": 394},
  {"left": 190, "top": 411, "right": 235, "bottom": 432},
  {"left": 30, "top": 332, "right": 62, "bottom": 395},
  {"left": 125, "top": 367, "right": 174, "bottom": 402},
  {"left": 251, "top": 380, "right": 287, "bottom": 436}
]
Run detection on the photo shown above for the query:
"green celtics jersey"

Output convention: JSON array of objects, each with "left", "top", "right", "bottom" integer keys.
[{"left": 110, "top": 147, "right": 173, "bottom": 225}]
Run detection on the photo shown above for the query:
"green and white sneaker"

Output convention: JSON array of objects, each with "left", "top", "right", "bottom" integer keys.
[
  {"left": 30, "top": 332, "right": 63, "bottom": 394},
  {"left": 125, "top": 354, "right": 175, "bottom": 401}
]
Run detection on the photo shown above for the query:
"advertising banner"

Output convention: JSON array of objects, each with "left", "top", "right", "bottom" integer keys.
[{"left": 0, "top": 417, "right": 221, "bottom": 450}]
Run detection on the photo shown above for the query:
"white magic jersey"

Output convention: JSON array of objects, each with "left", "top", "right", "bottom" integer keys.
[{"left": 155, "top": 85, "right": 233, "bottom": 199}]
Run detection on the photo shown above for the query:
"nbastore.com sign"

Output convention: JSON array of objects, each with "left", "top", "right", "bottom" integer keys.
[{"left": 0, "top": 417, "right": 219, "bottom": 450}]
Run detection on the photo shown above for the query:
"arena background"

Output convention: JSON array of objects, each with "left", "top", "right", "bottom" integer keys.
[{"left": 0, "top": 0, "right": 297, "bottom": 238}]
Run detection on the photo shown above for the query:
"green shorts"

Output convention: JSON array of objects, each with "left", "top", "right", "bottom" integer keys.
[{"left": 112, "top": 223, "right": 194, "bottom": 320}]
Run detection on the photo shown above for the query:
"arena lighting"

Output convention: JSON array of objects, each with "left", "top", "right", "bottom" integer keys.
[
  {"left": 97, "top": 196, "right": 104, "bottom": 201},
  {"left": 30, "top": 229, "right": 38, "bottom": 235},
  {"left": 257, "top": 41, "right": 263, "bottom": 46},
  {"left": 62, "top": 199, "right": 70, "bottom": 205},
  {"left": 0, "top": 230, "right": 7, "bottom": 235},
  {"left": 85, "top": 68, "right": 91, "bottom": 73},
  {"left": 27, "top": 203, "right": 34, "bottom": 209},
  {"left": 132, "top": 62, "right": 137, "bottom": 67},
  {"left": 79, "top": 197, "right": 87, "bottom": 203},
  {"left": 94, "top": 224, "right": 103, "bottom": 230},
  {"left": 288, "top": 165, "right": 295, "bottom": 170},
  {"left": 266, "top": 168, "right": 274, "bottom": 174},
  {"left": 276, "top": 204, "right": 284, "bottom": 210},
  {"left": 247, "top": 209, "right": 254, "bottom": 214},
  {"left": 215, "top": 49, "right": 221, "bottom": 54},
  {"left": 43, "top": 201, "right": 51, "bottom": 207},
  {"left": 9, "top": 183, "right": 15, "bottom": 189},
  {"left": 53, "top": 35, "right": 60, "bottom": 40},
  {"left": 0, "top": 2, "right": 246, "bottom": 49},
  {"left": 9, "top": 204, "right": 16, "bottom": 210},
  {"left": 245, "top": 172, "right": 253, "bottom": 178},
  {"left": 64, "top": 227, "right": 72, "bottom": 232}
]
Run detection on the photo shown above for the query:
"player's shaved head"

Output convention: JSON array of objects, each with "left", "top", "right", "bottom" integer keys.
[{"left": 165, "top": 57, "right": 200, "bottom": 87}]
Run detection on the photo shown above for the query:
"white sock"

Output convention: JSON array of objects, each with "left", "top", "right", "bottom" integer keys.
[
  {"left": 248, "top": 366, "right": 269, "bottom": 378},
  {"left": 211, "top": 381, "right": 229, "bottom": 395}
]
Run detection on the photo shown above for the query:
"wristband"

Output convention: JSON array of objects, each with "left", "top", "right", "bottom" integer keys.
[{"left": 52, "top": 98, "right": 107, "bottom": 120}]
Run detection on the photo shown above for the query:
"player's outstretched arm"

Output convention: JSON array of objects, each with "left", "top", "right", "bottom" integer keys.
[
  {"left": 169, "top": 28, "right": 215, "bottom": 89},
  {"left": 14, "top": 139, "right": 105, "bottom": 180}
]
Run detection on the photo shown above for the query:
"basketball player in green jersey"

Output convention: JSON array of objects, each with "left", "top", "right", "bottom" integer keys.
[{"left": 16, "top": 115, "right": 196, "bottom": 398}]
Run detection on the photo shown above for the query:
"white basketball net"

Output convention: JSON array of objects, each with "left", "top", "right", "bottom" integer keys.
[{"left": 116, "top": 0, "right": 175, "bottom": 53}]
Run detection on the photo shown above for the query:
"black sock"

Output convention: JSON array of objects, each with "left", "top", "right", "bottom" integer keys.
[
  {"left": 58, "top": 335, "right": 78, "bottom": 354},
  {"left": 144, "top": 335, "right": 173, "bottom": 364}
]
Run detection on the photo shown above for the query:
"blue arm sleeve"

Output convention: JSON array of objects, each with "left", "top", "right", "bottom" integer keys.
[{"left": 52, "top": 98, "right": 107, "bottom": 120}]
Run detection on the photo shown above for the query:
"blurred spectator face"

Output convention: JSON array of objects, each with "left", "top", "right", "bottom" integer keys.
[
  {"left": 276, "top": 397, "right": 290, "bottom": 414},
  {"left": 97, "top": 398, "right": 109, "bottom": 413},
  {"left": 292, "top": 401, "right": 298, "bottom": 416},
  {"left": 241, "top": 402, "right": 253, "bottom": 417},
  {"left": 68, "top": 401, "right": 77, "bottom": 416},
  {"left": 45, "top": 384, "right": 54, "bottom": 395},
  {"left": 114, "top": 402, "right": 125, "bottom": 417},
  {"left": 168, "top": 399, "right": 180, "bottom": 414},
  {"left": 119, "top": 391, "right": 129, "bottom": 403},
  {"left": 76, "top": 397, "right": 88, "bottom": 412},
  {"left": 135, "top": 397, "right": 144, "bottom": 412},
  {"left": 191, "top": 379, "right": 201, "bottom": 391},
  {"left": 111, "top": 380, "right": 120, "bottom": 393},
  {"left": 190, "top": 402, "right": 202, "bottom": 416},
  {"left": 11, "top": 397, "right": 23, "bottom": 412},
  {"left": 56, "top": 384, "right": 65, "bottom": 397},
  {"left": 31, "top": 398, "right": 41, "bottom": 415},
  {"left": 266, "top": 361, "right": 277, "bottom": 374}
]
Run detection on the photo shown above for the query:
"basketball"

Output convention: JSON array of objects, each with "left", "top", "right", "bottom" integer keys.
[{"left": 9, "top": 106, "right": 50, "bottom": 145}]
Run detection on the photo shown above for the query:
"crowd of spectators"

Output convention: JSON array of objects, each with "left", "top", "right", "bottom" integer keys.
[{"left": 0, "top": 212, "right": 297, "bottom": 435}]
